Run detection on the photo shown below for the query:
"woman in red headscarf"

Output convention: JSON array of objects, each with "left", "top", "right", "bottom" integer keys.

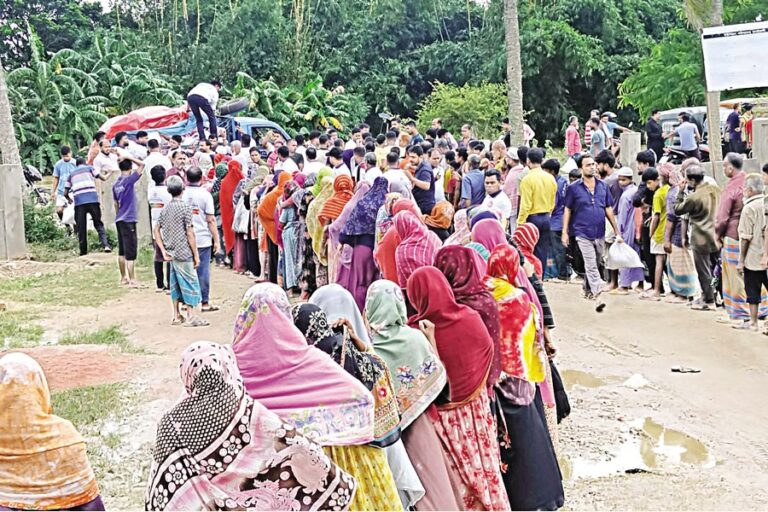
[
  {"left": 374, "top": 199, "right": 422, "bottom": 284},
  {"left": 486, "top": 244, "right": 564, "bottom": 511},
  {"left": 220, "top": 160, "right": 244, "bottom": 263},
  {"left": 393, "top": 211, "right": 441, "bottom": 289},
  {"left": 512, "top": 223, "right": 543, "bottom": 278},
  {"left": 406, "top": 267, "right": 510, "bottom": 511}
]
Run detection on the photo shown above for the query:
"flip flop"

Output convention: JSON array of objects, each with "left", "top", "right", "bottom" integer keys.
[
  {"left": 201, "top": 305, "right": 220, "bottom": 312},
  {"left": 639, "top": 294, "right": 661, "bottom": 302},
  {"left": 183, "top": 318, "right": 210, "bottom": 327},
  {"left": 171, "top": 317, "right": 185, "bottom": 326}
]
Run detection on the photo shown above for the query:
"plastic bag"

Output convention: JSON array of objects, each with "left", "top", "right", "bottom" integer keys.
[
  {"left": 61, "top": 203, "right": 75, "bottom": 226},
  {"left": 605, "top": 241, "right": 643, "bottom": 270}
]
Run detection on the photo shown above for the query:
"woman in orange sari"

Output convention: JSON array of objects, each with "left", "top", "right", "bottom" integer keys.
[
  {"left": 318, "top": 175, "right": 354, "bottom": 283},
  {"left": 257, "top": 172, "right": 291, "bottom": 284}
]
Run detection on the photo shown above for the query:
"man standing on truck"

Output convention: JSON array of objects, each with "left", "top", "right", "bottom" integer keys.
[{"left": 187, "top": 80, "right": 222, "bottom": 141}]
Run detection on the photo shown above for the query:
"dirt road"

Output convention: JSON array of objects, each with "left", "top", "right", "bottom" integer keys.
[{"left": 9, "top": 256, "right": 768, "bottom": 509}]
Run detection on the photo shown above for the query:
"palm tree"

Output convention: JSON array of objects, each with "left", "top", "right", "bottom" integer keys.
[
  {"left": 0, "top": 57, "right": 21, "bottom": 166},
  {"left": 504, "top": 0, "right": 524, "bottom": 147},
  {"left": 686, "top": 0, "right": 723, "bottom": 164}
]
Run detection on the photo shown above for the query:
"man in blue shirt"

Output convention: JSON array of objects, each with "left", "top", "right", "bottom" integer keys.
[
  {"left": 726, "top": 103, "right": 742, "bottom": 154},
  {"left": 460, "top": 155, "right": 486, "bottom": 208},
  {"left": 51, "top": 145, "right": 76, "bottom": 218},
  {"left": 543, "top": 158, "right": 570, "bottom": 281},
  {"left": 404, "top": 145, "right": 435, "bottom": 214},
  {"left": 406, "top": 121, "right": 424, "bottom": 146},
  {"left": 561, "top": 153, "right": 623, "bottom": 311}
]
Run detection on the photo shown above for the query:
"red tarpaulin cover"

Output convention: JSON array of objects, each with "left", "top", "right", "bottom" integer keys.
[{"left": 99, "top": 106, "right": 190, "bottom": 139}]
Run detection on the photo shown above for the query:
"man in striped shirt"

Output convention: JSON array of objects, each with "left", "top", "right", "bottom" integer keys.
[{"left": 65, "top": 157, "right": 113, "bottom": 256}]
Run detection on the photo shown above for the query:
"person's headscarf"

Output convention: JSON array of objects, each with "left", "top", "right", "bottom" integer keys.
[
  {"left": 312, "top": 167, "right": 332, "bottom": 197},
  {"left": 309, "top": 284, "right": 371, "bottom": 346},
  {"left": 444, "top": 208, "right": 470, "bottom": 246},
  {"left": 435, "top": 245, "right": 502, "bottom": 388},
  {"left": 232, "top": 283, "right": 374, "bottom": 445},
  {"left": 364, "top": 280, "right": 447, "bottom": 428},
  {"left": 423, "top": 200, "right": 455, "bottom": 230},
  {"left": 211, "top": 163, "right": 228, "bottom": 212},
  {"left": 394, "top": 210, "right": 442, "bottom": 289},
  {"left": 318, "top": 175, "right": 354, "bottom": 224},
  {"left": 465, "top": 242, "right": 491, "bottom": 264},
  {"left": 471, "top": 218, "right": 507, "bottom": 253},
  {"left": 146, "top": 342, "right": 357, "bottom": 511},
  {"left": 388, "top": 178, "right": 413, "bottom": 201},
  {"left": 486, "top": 245, "right": 546, "bottom": 384},
  {"left": 375, "top": 192, "right": 403, "bottom": 245},
  {"left": 293, "top": 304, "right": 400, "bottom": 448},
  {"left": 406, "top": 267, "right": 493, "bottom": 405},
  {"left": 343, "top": 176, "right": 389, "bottom": 237},
  {"left": 468, "top": 208, "right": 498, "bottom": 230},
  {"left": 257, "top": 171, "right": 292, "bottom": 244},
  {"left": 512, "top": 223, "right": 543, "bottom": 277},
  {"left": 328, "top": 181, "right": 371, "bottom": 252},
  {"left": 293, "top": 172, "right": 307, "bottom": 189},
  {"left": 306, "top": 177, "right": 334, "bottom": 264},
  {"left": 658, "top": 161, "right": 679, "bottom": 186},
  {"left": 0, "top": 353, "right": 100, "bottom": 511},
  {"left": 221, "top": 160, "right": 244, "bottom": 253}
]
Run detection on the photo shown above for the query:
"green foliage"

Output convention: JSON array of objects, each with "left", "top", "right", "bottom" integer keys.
[
  {"left": 229, "top": 73, "right": 369, "bottom": 135},
  {"left": 619, "top": 29, "right": 705, "bottom": 118},
  {"left": 417, "top": 82, "right": 507, "bottom": 140},
  {"left": 59, "top": 324, "right": 145, "bottom": 353},
  {"left": 22, "top": 196, "right": 72, "bottom": 247},
  {"left": 51, "top": 383, "right": 124, "bottom": 428}
]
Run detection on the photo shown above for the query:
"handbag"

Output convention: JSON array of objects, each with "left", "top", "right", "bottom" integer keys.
[
  {"left": 232, "top": 197, "right": 249, "bottom": 234},
  {"left": 549, "top": 360, "right": 571, "bottom": 423}
]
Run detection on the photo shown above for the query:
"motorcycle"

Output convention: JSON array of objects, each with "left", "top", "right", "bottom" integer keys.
[
  {"left": 24, "top": 165, "right": 51, "bottom": 206},
  {"left": 659, "top": 144, "right": 710, "bottom": 166}
]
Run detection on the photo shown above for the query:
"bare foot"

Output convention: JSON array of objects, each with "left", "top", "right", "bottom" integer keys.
[{"left": 120, "top": 278, "right": 129, "bottom": 286}]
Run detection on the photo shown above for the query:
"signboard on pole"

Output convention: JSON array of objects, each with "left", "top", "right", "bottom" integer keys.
[{"left": 701, "top": 21, "right": 768, "bottom": 91}]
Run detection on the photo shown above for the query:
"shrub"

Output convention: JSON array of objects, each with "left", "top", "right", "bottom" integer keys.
[{"left": 416, "top": 82, "right": 508, "bottom": 140}]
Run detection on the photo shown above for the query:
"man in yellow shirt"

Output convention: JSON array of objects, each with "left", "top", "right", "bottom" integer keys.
[
  {"left": 644, "top": 165, "right": 670, "bottom": 300},
  {"left": 517, "top": 148, "right": 557, "bottom": 271}
]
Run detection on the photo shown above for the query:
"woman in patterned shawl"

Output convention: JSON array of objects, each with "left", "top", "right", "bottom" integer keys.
[{"left": 145, "top": 342, "right": 357, "bottom": 511}]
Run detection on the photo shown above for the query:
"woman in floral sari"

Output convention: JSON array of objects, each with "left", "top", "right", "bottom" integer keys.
[
  {"left": 146, "top": 342, "right": 357, "bottom": 511},
  {"left": 406, "top": 267, "right": 510, "bottom": 511},
  {"left": 232, "top": 283, "right": 401, "bottom": 511},
  {"left": 306, "top": 174, "right": 334, "bottom": 287}
]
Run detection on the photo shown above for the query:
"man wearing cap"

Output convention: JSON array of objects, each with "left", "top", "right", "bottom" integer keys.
[
  {"left": 562, "top": 153, "right": 623, "bottom": 312},
  {"left": 614, "top": 167, "right": 645, "bottom": 294},
  {"left": 502, "top": 146, "right": 526, "bottom": 231},
  {"left": 674, "top": 165, "right": 721, "bottom": 311}
]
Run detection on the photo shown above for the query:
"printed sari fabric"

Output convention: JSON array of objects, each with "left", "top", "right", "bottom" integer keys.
[
  {"left": 145, "top": 342, "right": 357, "bottom": 511},
  {"left": 512, "top": 222, "right": 543, "bottom": 278},
  {"left": 434, "top": 245, "right": 502, "bottom": 388},
  {"left": 486, "top": 244, "right": 546, "bottom": 384},
  {"left": 307, "top": 176, "right": 334, "bottom": 265},
  {"left": 364, "top": 280, "right": 448, "bottom": 429},
  {"left": 319, "top": 175, "right": 354, "bottom": 224},
  {"left": 232, "top": 283, "right": 375, "bottom": 446},
  {"left": 0, "top": 353, "right": 101, "bottom": 511},
  {"left": 394, "top": 211, "right": 442, "bottom": 289},
  {"left": 292, "top": 303, "right": 401, "bottom": 448}
]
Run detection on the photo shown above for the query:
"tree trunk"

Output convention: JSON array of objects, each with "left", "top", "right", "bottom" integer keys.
[
  {"left": 504, "top": 0, "right": 524, "bottom": 147},
  {"left": 0, "top": 58, "right": 21, "bottom": 166},
  {"left": 0, "top": 56, "right": 27, "bottom": 259},
  {"left": 704, "top": 0, "right": 723, "bottom": 167}
]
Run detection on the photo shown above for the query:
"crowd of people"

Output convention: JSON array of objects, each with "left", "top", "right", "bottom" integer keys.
[{"left": 7, "top": 85, "right": 768, "bottom": 511}]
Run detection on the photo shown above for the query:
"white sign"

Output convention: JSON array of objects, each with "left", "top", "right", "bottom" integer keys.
[{"left": 701, "top": 21, "right": 768, "bottom": 92}]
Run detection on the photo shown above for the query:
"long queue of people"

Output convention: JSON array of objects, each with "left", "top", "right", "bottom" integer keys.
[{"left": 4, "top": 122, "right": 575, "bottom": 510}]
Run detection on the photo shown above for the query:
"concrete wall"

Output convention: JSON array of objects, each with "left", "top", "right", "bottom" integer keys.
[
  {"left": 620, "top": 132, "right": 641, "bottom": 173},
  {"left": 753, "top": 118, "right": 768, "bottom": 170},
  {"left": 0, "top": 163, "right": 27, "bottom": 259},
  {"left": 98, "top": 171, "right": 152, "bottom": 241}
]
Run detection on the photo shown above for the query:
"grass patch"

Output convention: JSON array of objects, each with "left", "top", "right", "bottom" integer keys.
[
  {"left": 51, "top": 382, "right": 124, "bottom": 428},
  {"left": 59, "top": 325, "right": 146, "bottom": 354},
  {"left": 0, "top": 310, "right": 44, "bottom": 349},
  {"left": 0, "top": 266, "right": 127, "bottom": 307}
]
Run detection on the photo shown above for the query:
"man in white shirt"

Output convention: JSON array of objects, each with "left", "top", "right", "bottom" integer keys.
[
  {"left": 194, "top": 139, "right": 215, "bottom": 175},
  {"left": 344, "top": 128, "right": 362, "bottom": 150},
  {"left": 363, "top": 153, "right": 383, "bottom": 184},
  {"left": 383, "top": 151, "right": 411, "bottom": 194},
  {"left": 93, "top": 139, "right": 121, "bottom": 176},
  {"left": 295, "top": 134, "right": 307, "bottom": 157},
  {"left": 303, "top": 147, "right": 324, "bottom": 176},
  {"left": 428, "top": 148, "right": 446, "bottom": 202},
  {"left": 143, "top": 139, "right": 172, "bottom": 178},
  {"left": 328, "top": 147, "right": 351, "bottom": 177},
  {"left": 187, "top": 80, "right": 222, "bottom": 141},
  {"left": 148, "top": 165, "right": 172, "bottom": 291},
  {"left": 183, "top": 167, "right": 221, "bottom": 311},
  {"left": 274, "top": 146, "right": 299, "bottom": 175},
  {"left": 231, "top": 140, "right": 250, "bottom": 171},
  {"left": 127, "top": 131, "right": 149, "bottom": 160},
  {"left": 483, "top": 168, "right": 513, "bottom": 227}
]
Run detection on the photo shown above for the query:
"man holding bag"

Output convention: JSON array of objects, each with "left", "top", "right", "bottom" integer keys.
[{"left": 562, "top": 153, "right": 623, "bottom": 312}]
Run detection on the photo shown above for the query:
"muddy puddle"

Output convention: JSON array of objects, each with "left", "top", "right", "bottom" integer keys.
[
  {"left": 560, "top": 417, "right": 715, "bottom": 480},
  {"left": 560, "top": 369, "right": 607, "bottom": 390}
]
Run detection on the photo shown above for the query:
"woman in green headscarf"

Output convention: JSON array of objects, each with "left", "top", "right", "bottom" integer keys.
[
  {"left": 312, "top": 166, "right": 332, "bottom": 197},
  {"left": 364, "top": 280, "right": 461, "bottom": 511},
  {"left": 306, "top": 172, "right": 334, "bottom": 287},
  {"left": 211, "top": 162, "right": 228, "bottom": 266}
]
